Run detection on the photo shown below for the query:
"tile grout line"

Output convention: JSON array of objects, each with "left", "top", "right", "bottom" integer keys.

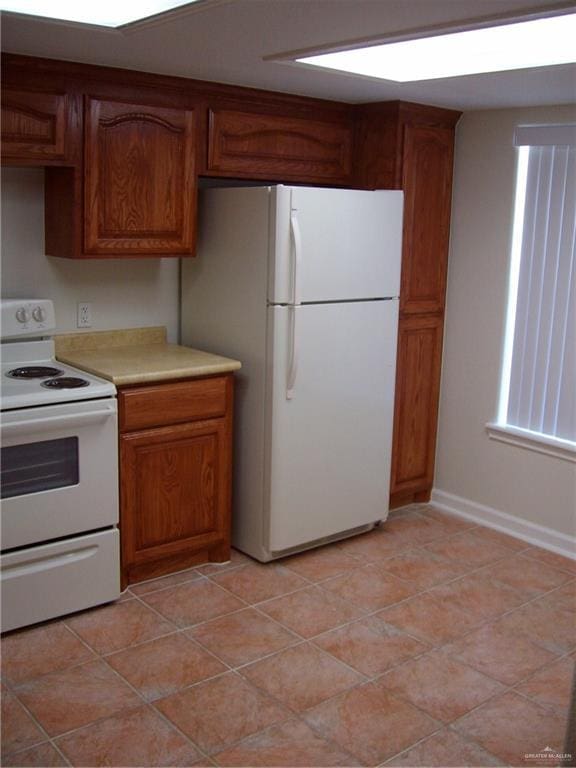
[
  {"left": 3, "top": 506, "right": 573, "bottom": 766},
  {"left": 6, "top": 532, "right": 573, "bottom": 734},
  {"left": 52, "top": 651, "right": 217, "bottom": 766}
]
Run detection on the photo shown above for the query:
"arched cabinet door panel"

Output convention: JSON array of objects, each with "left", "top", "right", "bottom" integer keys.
[{"left": 84, "top": 97, "right": 197, "bottom": 256}]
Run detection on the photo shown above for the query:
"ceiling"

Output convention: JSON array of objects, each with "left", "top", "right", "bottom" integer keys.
[{"left": 2, "top": 0, "right": 576, "bottom": 110}]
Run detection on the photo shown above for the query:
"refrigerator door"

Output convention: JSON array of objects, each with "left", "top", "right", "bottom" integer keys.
[
  {"left": 266, "top": 299, "right": 398, "bottom": 553},
  {"left": 269, "top": 187, "right": 403, "bottom": 304}
]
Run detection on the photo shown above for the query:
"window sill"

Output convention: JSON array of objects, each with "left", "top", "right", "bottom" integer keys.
[{"left": 486, "top": 423, "right": 576, "bottom": 463}]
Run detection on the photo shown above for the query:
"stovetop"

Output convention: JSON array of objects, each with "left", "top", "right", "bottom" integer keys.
[{"left": 1, "top": 340, "right": 116, "bottom": 410}]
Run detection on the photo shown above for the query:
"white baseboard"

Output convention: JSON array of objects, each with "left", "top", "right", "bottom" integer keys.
[{"left": 431, "top": 488, "right": 576, "bottom": 561}]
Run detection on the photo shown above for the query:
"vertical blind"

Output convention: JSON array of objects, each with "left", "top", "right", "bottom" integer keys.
[{"left": 506, "top": 124, "right": 576, "bottom": 443}]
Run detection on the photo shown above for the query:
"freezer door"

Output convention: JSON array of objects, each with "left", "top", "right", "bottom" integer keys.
[
  {"left": 269, "top": 187, "right": 403, "bottom": 304},
  {"left": 266, "top": 300, "right": 398, "bottom": 553}
]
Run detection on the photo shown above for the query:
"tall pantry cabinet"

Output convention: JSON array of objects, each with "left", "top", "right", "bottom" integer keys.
[{"left": 355, "top": 103, "right": 460, "bottom": 508}]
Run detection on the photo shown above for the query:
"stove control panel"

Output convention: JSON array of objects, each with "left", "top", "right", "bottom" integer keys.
[{"left": 1, "top": 299, "right": 56, "bottom": 339}]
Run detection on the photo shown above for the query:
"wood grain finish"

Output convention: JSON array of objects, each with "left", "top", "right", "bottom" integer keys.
[
  {"left": 390, "top": 314, "right": 444, "bottom": 503},
  {"left": 84, "top": 97, "right": 196, "bottom": 255},
  {"left": 119, "top": 377, "right": 227, "bottom": 432},
  {"left": 119, "top": 375, "right": 234, "bottom": 586},
  {"left": 207, "top": 109, "right": 353, "bottom": 183},
  {"left": 400, "top": 124, "right": 455, "bottom": 315},
  {"left": 121, "top": 421, "right": 226, "bottom": 554},
  {"left": 354, "top": 103, "right": 459, "bottom": 506},
  {"left": 1, "top": 89, "right": 68, "bottom": 162},
  {"left": 1, "top": 53, "right": 460, "bottom": 507}
]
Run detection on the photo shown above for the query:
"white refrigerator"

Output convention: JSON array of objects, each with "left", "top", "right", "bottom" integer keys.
[{"left": 181, "top": 185, "right": 403, "bottom": 561}]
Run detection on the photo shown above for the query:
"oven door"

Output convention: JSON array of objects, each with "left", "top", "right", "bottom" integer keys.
[{"left": 1, "top": 398, "right": 118, "bottom": 550}]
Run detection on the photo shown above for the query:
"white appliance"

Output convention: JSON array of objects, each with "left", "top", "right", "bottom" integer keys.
[
  {"left": 181, "top": 185, "right": 403, "bottom": 561},
  {"left": 0, "top": 299, "right": 120, "bottom": 632}
]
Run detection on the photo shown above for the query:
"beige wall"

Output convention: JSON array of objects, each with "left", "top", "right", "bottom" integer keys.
[
  {"left": 1, "top": 168, "right": 180, "bottom": 341},
  {"left": 435, "top": 104, "right": 576, "bottom": 541}
]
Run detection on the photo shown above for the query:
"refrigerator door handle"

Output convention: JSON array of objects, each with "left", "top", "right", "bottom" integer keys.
[
  {"left": 286, "top": 305, "right": 299, "bottom": 400},
  {"left": 290, "top": 211, "right": 303, "bottom": 306}
]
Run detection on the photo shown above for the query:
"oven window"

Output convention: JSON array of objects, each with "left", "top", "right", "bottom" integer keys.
[{"left": 1, "top": 437, "right": 79, "bottom": 499}]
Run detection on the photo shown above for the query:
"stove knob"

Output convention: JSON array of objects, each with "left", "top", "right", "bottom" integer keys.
[
  {"left": 15, "top": 307, "right": 31, "bottom": 324},
  {"left": 32, "top": 306, "right": 47, "bottom": 322}
]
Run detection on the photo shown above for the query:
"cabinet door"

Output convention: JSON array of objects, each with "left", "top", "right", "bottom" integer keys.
[
  {"left": 400, "top": 124, "right": 454, "bottom": 314},
  {"left": 390, "top": 313, "right": 444, "bottom": 502},
  {"left": 207, "top": 108, "right": 353, "bottom": 183},
  {"left": 1, "top": 89, "right": 68, "bottom": 162},
  {"left": 84, "top": 98, "right": 196, "bottom": 255},
  {"left": 120, "top": 418, "right": 231, "bottom": 583}
]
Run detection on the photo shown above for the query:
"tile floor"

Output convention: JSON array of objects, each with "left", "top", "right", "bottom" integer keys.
[{"left": 1, "top": 504, "right": 575, "bottom": 767}]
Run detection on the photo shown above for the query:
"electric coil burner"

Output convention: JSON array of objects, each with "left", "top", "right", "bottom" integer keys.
[
  {"left": 7, "top": 366, "right": 63, "bottom": 379},
  {"left": 41, "top": 376, "right": 90, "bottom": 390},
  {"left": 1, "top": 298, "right": 120, "bottom": 632}
]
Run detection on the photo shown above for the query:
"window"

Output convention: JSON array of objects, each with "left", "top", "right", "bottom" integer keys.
[{"left": 487, "top": 123, "right": 576, "bottom": 461}]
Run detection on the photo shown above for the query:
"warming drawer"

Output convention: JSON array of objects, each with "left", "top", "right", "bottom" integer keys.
[{"left": 0, "top": 529, "right": 120, "bottom": 632}]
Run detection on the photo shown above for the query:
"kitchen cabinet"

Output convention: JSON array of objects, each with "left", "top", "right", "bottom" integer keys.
[
  {"left": 399, "top": 124, "right": 454, "bottom": 315},
  {"left": 2, "top": 53, "right": 459, "bottom": 507},
  {"left": 118, "top": 375, "right": 234, "bottom": 586},
  {"left": 84, "top": 98, "right": 197, "bottom": 256},
  {"left": 1, "top": 88, "right": 71, "bottom": 164},
  {"left": 355, "top": 103, "right": 459, "bottom": 507},
  {"left": 389, "top": 123, "right": 455, "bottom": 505},
  {"left": 390, "top": 313, "right": 444, "bottom": 501},
  {"left": 207, "top": 108, "right": 353, "bottom": 184}
]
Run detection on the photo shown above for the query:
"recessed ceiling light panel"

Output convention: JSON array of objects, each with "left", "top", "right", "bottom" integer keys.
[
  {"left": 0, "top": 0, "right": 198, "bottom": 27},
  {"left": 296, "top": 13, "right": 576, "bottom": 82}
]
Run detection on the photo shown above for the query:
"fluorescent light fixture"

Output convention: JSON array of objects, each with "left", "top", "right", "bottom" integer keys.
[
  {"left": 296, "top": 13, "right": 576, "bottom": 82},
  {"left": 0, "top": 0, "right": 197, "bottom": 27}
]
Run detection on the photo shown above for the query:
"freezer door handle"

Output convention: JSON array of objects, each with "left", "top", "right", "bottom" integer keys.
[
  {"left": 290, "top": 211, "right": 302, "bottom": 306},
  {"left": 287, "top": 305, "right": 300, "bottom": 400}
]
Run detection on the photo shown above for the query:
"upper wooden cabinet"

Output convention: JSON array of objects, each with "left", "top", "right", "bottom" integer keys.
[
  {"left": 84, "top": 97, "right": 197, "bottom": 256},
  {"left": 1, "top": 89, "right": 70, "bottom": 163},
  {"left": 400, "top": 124, "right": 455, "bottom": 315},
  {"left": 207, "top": 108, "right": 353, "bottom": 184}
]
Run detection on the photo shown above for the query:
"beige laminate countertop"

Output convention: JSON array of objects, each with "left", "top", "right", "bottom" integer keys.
[{"left": 55, "top": 327, "right": 241, "bottom": 386}]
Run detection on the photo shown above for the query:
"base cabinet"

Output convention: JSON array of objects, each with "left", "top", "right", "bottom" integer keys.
[
  {"left": 119, "top": 375, "right": 234, "bottom": 586},
  {"left": 390, "top": 313, "right": 444, "bottom": 505}
]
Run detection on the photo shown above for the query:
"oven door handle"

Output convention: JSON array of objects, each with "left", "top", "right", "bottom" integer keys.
[{"left": 1, "top": 406, "right": 116, "bottom": 437}]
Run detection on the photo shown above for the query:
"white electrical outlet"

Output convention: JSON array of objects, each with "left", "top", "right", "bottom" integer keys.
[{"left": 77, "top": 302, "right": 92, "bottom": 328}]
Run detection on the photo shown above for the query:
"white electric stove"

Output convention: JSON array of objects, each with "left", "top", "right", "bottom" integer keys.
[{"left": 0, "top": 299, "right": 121, "bottom": 633}]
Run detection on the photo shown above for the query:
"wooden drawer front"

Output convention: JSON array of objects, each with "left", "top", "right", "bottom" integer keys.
[
  {"left": 207, "top": 109, "right": 353, "bottom": 183},
  {"left": 2, "top": 89, "right": 68, "bottom": 161},
  {"left": 119, "top": 376, "right": 227, "bottom": 432}
]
